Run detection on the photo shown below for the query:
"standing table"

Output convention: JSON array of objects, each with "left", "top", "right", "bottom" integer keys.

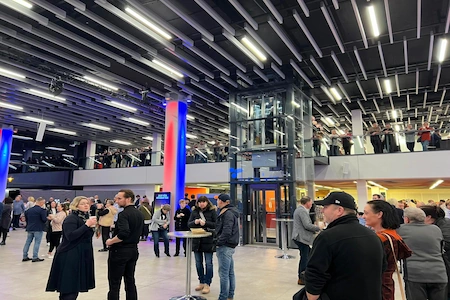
[
  {"left": 168, "top": 231, "right": 212, "bottom": 300},
  {"left": 272, "top": 218, "right": 295, "bottom": 259}
]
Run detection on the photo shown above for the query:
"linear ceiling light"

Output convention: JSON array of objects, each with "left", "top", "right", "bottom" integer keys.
[
  {"left": 324, "top": 117, "right": 335, "bottom": 127},
  {"left": 13, "top": 0, "right": 33, "bottom": 9},
  {"left": 430, "top": 179, "right": 444, "bottom": 189},
  {"left": 81, "top": 123, "right": 110, "bottom": 131},
  {"left": 241, "top": 37, "right": 267, "bottom": 61},
  {"left": 417, "top": 0, "right": 421, "bottom": 38},
  {"left": 83, "top": 76, "right": 118, "bottom": 91},
  {"left": 20, "top": 116, "right": 54, "bottom": 125},
  {"left": 63, "top": 158, "right": 78, "bottom": 167},
  {"left": 0, "top": 67, "right": 26, "bottom": 79},
  {"left": 47, "top": 128, "right": 77, "bottom": 136},
  {"left": 153, "top": 59, "right": 184, "bottom": 78},
  {"left": 438, "top": 39, "right": 448, "bottom": 63},
  {"left": 106, "top": 101, "right": 137, "bottom": 112},
  {"left": 391, "top": 110, "right": 398, "bottom": 119},
  {"left": 368, "top": 5, "right": 380, "bottom": 37},
  {"left": 368, "top": 181, "right": 388, "bottom": 190},
  {"left": 142, "top": 136, "right": 153, "bottom": 141},
  {"left": 13, "top": 135, "right": 33, "bottom": 140},
  {"left": 186, "top": 133, "right": 198, "bottom": 139},
  {"left": 28, "top": 89, "right": 66, "bottom": 102},
  {"left": 125, "top": 7, "right": 171, "bottom": 40},
  {"left": 122, "top": 117, "right": 149, "bottom": 126},
  {"left": 423, "top": 90, "right": 428, "bottom": 108},
  {"left": 357, "top": 101, "right": 367, "bottom": 115},
  {"left": 435, "top": 65, "right": 442, "bottom": 93},
  {"left": 329, "top": 87, "right": 342, "bottom": 101},
  {"left": 187, "top": 114, "right": 195, "bottom": 120},
  {"left": 219, "top": 128, "right": 231, "bottom": 134},
  {"left": 45, "top": 146, "right": 66, "bottom": 151},
  {"left": 110, "top": 140, "right": 131, "bottom": 146},
  {"left": 0, "top": 102, "right": 23, "bottom": 111},
  {"left": 407, "top": 94, "right": 411, "bottom": 110},
  {"left": 384, "top": 79, "right": 392, "bottom": 94}
]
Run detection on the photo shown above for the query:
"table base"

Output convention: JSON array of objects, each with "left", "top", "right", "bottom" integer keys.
[
  {"left": 169, "top": 295, "right": 208, "bottom": 300},
  {"left": 275, "top": 253, "right": 296, "bottom": 259}
]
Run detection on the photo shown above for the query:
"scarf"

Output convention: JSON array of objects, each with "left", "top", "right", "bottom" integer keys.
[{"left": 72, "top": 210, "right": 90, "bottom": 222}]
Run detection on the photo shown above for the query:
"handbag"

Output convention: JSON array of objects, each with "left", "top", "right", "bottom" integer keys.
[
  {"left": 382, "top": 233, "right": 406, "bottom": 300},
  {"left": 142, "top": 206, "right": 152, "bottom": 224},
  {"left": 293, "top": 288, "right": 330, "bottom": 300}
]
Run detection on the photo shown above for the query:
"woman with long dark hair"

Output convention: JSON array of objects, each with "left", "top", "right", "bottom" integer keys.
[
  {"left": 364, "top": 200, "right": 412, "bottom": 300},
  {"left": 47, "top": 203, "right": 68, "bottom": 258}
]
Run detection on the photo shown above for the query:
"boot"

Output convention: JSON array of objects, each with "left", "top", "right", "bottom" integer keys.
[
  {"left": 297, "top": 278, "right": 305, "bottom": 285},
  {"left": 201, "top": 284, "right": 210, "bottom": 294},
  {"left": 195, "top": 284, "right": 204, "bottom": 291}
]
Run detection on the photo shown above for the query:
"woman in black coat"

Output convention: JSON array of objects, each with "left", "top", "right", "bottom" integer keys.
[
  {"left": 46, "top": 196, "right": 97, "bottom": 300},
  {"left": 188, "top": 196, "right": 217, "bottom": 295},
  {"left": 0, "top": 197, "right": 13, "bottom": 245},
  {"left": 174, "top": 199, "right": 191, "bottom": 256}
]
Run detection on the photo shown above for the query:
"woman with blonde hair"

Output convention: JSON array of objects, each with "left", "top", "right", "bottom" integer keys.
[
  {"left": 46, "top": 196, "right": 97, "bottom": 300},
  {"left": 25, "top": 196, "right": 35, "bottom": 210},
  {"left": 97, "top": 199, "right": 117, "bottom": 252}
]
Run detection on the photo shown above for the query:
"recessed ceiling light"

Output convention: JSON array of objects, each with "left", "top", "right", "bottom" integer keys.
[
  {"left": 106, "top": 101, "right": 137, "bottom": 112},
  {"left": 27, "top": 89, "right": 65, "bottom": 102},
  {"left": 110, "top": 140, "right": 131, "bottom": 146},
  {"left": 83, "top": 76, "right": 119, "bottom": 91},
  {"left": 45, "top": 146, "right": 66, "bottom": 151},
  {"left": 438, "top": 39, "right": 448, "bottom": 63},
  {"left": 241, "top": 36, "right": 267, "bottom": 61},
  {"left": 368, "top": 5, "right": 380, "bottom": 37},
  {"left": 0, "top": 67, "right": 26, "bottom": 79},
  {"left": 142, "top": 136, "right": 153, "bottom": 141},
  {"left": 329, "top": 87, "right": 342, "bottom": 101},
  {"left": 384, "top": 79, "right": 392, "bottom": 94},
  {"left": 20, "top": 116, "right": 54, "bottom": 125},
  {"left": 122, "top": 117, "right": 149, "bottom": 126},
  {"left": 47, "top": 128, "right": 77, "bottom": 136},
  {"left": 81, "top": 123, "right": 110, "bottom": 131}
]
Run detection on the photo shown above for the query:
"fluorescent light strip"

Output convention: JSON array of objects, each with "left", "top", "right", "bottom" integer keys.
[
  {"left": 9, "top": 164, "right": 17, "bottom": 170},
  {"left": 384, "top": 79, "right": 392, "bottom": 94},
  {"left": 187, "top": 115, "right": 195, "bottom": 120},
  {"left": 47, "top": 128, "right": 77, "bottom": 136},
  {"left": 83, "top": 76, "right": 119, "bottom": 91},
  {"left": 430, "top": 179, "right": 443, "bottom": 190},
  {"left": 329, "top": 87, "right": 342, "bottom": 101},
  {"left": 368, "top": 6, "right": 380, "bottom": 37},
  {"left": 241, "top": 37, "right": 267, "bottom": 61},
  {"left": 391, "top": 110, "right": 398, "bottom": 119},
  {"left": 45, "top": 146, "right": 66, "bottom": 151},
  {"left": 88, "top": 157, "right": 102, "bottom": 165},
  {"left": 222, "top": 31, "right": 263, "bottom": 68},
  {"left": 110, "top": 140, "right": 131, "bottom": 146},
  {"left": 321, "top": 85, "right": 335, "bottom": 104},
  {"left": 331, "top": 51, "right": 349, "bottom": 83},
  {"left": 0, "top": 102, "right": 23, "bottom": 111},
  {"left": 0, "top": 67, "right": 26, "bottom": 79},
  {"left": 153, "top": 59, "right": 184, "bottom": 78},
  {"left": 244, "top": 23, "right": 282, "bottom": 65},
  {"left": 125, "top": 7, "right": 171, "bottom": 40},
  {"left": 20, "top": 116, "right": 54, "bottom": 125},
  {"left": 332, "top": 0, "right": 339, "bottom": 9},
  {"left": 186, "top": 133, "right": 198, "bottom": 139},
  {"left": 81, "top": 123, "right": 110, "bottom": 131},
  {"left": 389, "top": 95, "right": 395, "bottom": 111},
  {"left": 428, "top": 32, "right": 435, "bottom": 70},
  {"left": 407, "top": 94, "right": 410, "bottom": 110},
  {"left": 293, "top": 10, "right": 321, "bottom": 57},
  {"left": 371, "top": 112, "right": 377, "bottom": 122},
  {"left": 219, "top": 128, "right": 230, "bottom": 134},
  {"left": 13, "top": 135, "right": 33, "bottom": 140},
  {"left": 123, "top": 117, "right": 149, "bottom": 126},
  {"left": 13, "top": 0, "right": 33, "bottom": 8},
  {"left": 416, "top": 69, "right": 420, "bottom": 94},
  {"left": 63, "top": 158, "right": 78, "bottom": 167},
  {"left": 438, "top": 39, "right": 448, "bottom": 63},
  {"left": 368, "top": 181, "right": 388, "bottom": 190},
  {"left": 354, "top": 47, "right": 367, "bottom": 80},
  {"left": 106, "top": 101, "right": 137, "bottom": 112},
  {"left": 142, "top": 136, "right": 153, "bottom": 141},
  {"left": 28, "top": 89, "right": 65, "bottom": 102},
  {"left": 62, "top": 154, "right": 74, "bottom": 158},
  {"left": 231, "top": 102, "right": 249, "bottom": 113}
]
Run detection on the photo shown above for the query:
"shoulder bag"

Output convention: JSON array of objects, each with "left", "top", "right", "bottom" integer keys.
[
  {"left": 382, "top": 233, "right": 406, "bottom": 300},
  {"left": 142, "top": 206, "right": 152, "bottom": 224}
]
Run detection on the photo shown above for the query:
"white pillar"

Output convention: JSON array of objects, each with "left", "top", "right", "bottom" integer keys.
[
  {"left": 306, "top": 181, "right": 315, "bottom": 200},
  {"left": 85, "top": 140, "right": 96, "bottom": 169},
  {"left": 351, "top": 109, "right": 365, "bottom": 155},
  {"left": 356, "top": 179, "right": 368, "bottom": 212},
  {"left": 151, "top": 133, "right": 162, "bottom": 166}
]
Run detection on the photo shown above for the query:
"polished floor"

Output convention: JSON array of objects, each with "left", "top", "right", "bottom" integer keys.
[{"left": 0, "top": 229, "right": 404, "bottom": 299}]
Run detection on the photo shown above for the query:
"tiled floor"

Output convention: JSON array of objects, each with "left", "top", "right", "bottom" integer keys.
[{"left": 0, "top": 229, "right": 403, "bottom": 300}]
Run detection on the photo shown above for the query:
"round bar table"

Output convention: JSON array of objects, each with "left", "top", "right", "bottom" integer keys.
[
  {"left": 168, "top": 231, "right": 212, "bottom": 300},
  {"left": 272, "top": 218, "right": 295, "bottom": 259}
]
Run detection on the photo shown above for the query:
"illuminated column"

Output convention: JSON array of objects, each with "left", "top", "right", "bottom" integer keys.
[
  {"left": 163, "top": 93, "right": 187, "bottom": 232},
  {"left": 351, "top": 109, "right": 365, "bottom": 155},
  {"left": 0, "top": 128, "right": 13, "bottom": 198}
]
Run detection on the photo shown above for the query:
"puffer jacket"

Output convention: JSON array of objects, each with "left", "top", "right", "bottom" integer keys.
[{"left": 188, "top": 206, "right": 217, "bottom": 252}]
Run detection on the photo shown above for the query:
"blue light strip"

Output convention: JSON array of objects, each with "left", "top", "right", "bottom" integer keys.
[
  {"left": 0, "top": 129, "right": 13, "bottom": 198},
  {"left": 175, "top": 101, "right": 187, "bottom": 208}
]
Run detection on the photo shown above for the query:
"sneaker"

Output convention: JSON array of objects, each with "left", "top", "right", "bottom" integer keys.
[
  {"left": 48, "top": 254, "right": 53, "bottom": 259},
  {"left": 32, "top": 258, "right": 44, "bottom": 262},
  {"left": 22, "top": 257, "right": 31, "bottom": 262},
  {"left": 195, "top": 284, "right": 204, "bottom": 291},
  {"left": 46, "top": 242, "right": 50, "bottom": 246},
  {"left": 201, "top": 284, "right": 210, "bottom": 294}
]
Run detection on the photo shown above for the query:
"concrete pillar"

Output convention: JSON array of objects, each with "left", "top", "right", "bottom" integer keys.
[
  {"left": 162, "top": 93, "right": 187, "bottom": 232},
  {"left": 306, "top": 181, "right": 315, "bottom": 200},
  {"left": 0, "top": 128, "right": 13, "bottom": 198},
  {"left": 356, "top": 180, "right": 368, "bottom": 212},
  {"left": 151, "top": 133, "right": 162, "bottom": 166},
  {"left": 351, "top": 109, "right": 365, "bottom": 155},
  {"left": 85, "top": 140, "right": 96, "bottom": 169}
]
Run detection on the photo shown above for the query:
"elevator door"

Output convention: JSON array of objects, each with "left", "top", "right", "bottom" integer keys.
[{"left": 251, "top": 184, "right": 280, "bottom": 244}]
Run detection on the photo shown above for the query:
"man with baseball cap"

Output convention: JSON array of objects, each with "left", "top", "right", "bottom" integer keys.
[
  {"left": 303, "top": 191, "right": 385, "bottom": 300},
  {"left": 215, "top": 194, "right": 239, "bottom": 300}
]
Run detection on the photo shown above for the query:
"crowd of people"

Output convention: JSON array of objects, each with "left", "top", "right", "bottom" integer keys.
[
  {"left": 312, "top": 120, "right": 443, "bottom": 156},
  {"left": 0, "top": 191, "right": 239, "bottom": 300},
  {"left": 293, "top": 191, "right": 450, "bottom": 300}
]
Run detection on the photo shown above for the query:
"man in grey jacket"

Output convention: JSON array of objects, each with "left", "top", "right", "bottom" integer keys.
[{"left": 292, "top": 196, "right": 321, "bottom": 285}]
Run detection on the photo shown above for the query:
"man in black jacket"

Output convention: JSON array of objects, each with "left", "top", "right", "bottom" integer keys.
[
  {"left": 22, "top": 197, "right": 47, "bottom": 262},
  {"left": 216, "top": 194, "right": 239, "bottom": 300},
  {"left": 305, "top": 192, "right": 385, "bottom": 300},
  {"left": 106, "top": 189, "right": 143, "bottom": 300}
]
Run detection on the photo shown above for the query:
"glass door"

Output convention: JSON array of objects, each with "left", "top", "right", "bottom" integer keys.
[{"left": 250, "top": 184, "right": 280, "bottom": 245}]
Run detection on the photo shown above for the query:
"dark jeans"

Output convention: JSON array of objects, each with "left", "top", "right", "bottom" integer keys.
[
  {"left": 49, "top": 231, "right": 62, "bottom": 253},
  {"left": 108, "top": 246, "right": 139, "bottom": 300},
  {"left": 141, "top": 223, "right": 149, "bottom": 239},
  {"left": 0, "top": 227, "right": 8, "bottom": 242},
  {"left": 405, "top": 281, "right": 447, "bottom": 300},
  {"left": 406, "top": 142, "right": 415, "bottom": 152},
  {"left": 46, "top": 223, "right": 52, "bottom": 243},
  {"left": 330, "top": 145, "right": 339, "bottom": 156},
  {"left": 151, "top": 229, "right": 169, "bottom": 255},
  {"left": 371, "top": 136, "right": 383, "bottom": 153},
  {"left": 59, "top": 292, "right": 78, "bottom": 300},
  {"left": 101, "top": 226, "right": 110, "bottom": 250},
  {"left": 12, "top": 214, "right": 20, "bottom": 228},
  {"left": 175, "top": 237, "right": 186, "bottom": 255},
  {"left": 293, "top": 240, "right": 310, "bottom": 277},
  {"left": 194, "top": 251, "right": 213, "bottom": 285}
]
